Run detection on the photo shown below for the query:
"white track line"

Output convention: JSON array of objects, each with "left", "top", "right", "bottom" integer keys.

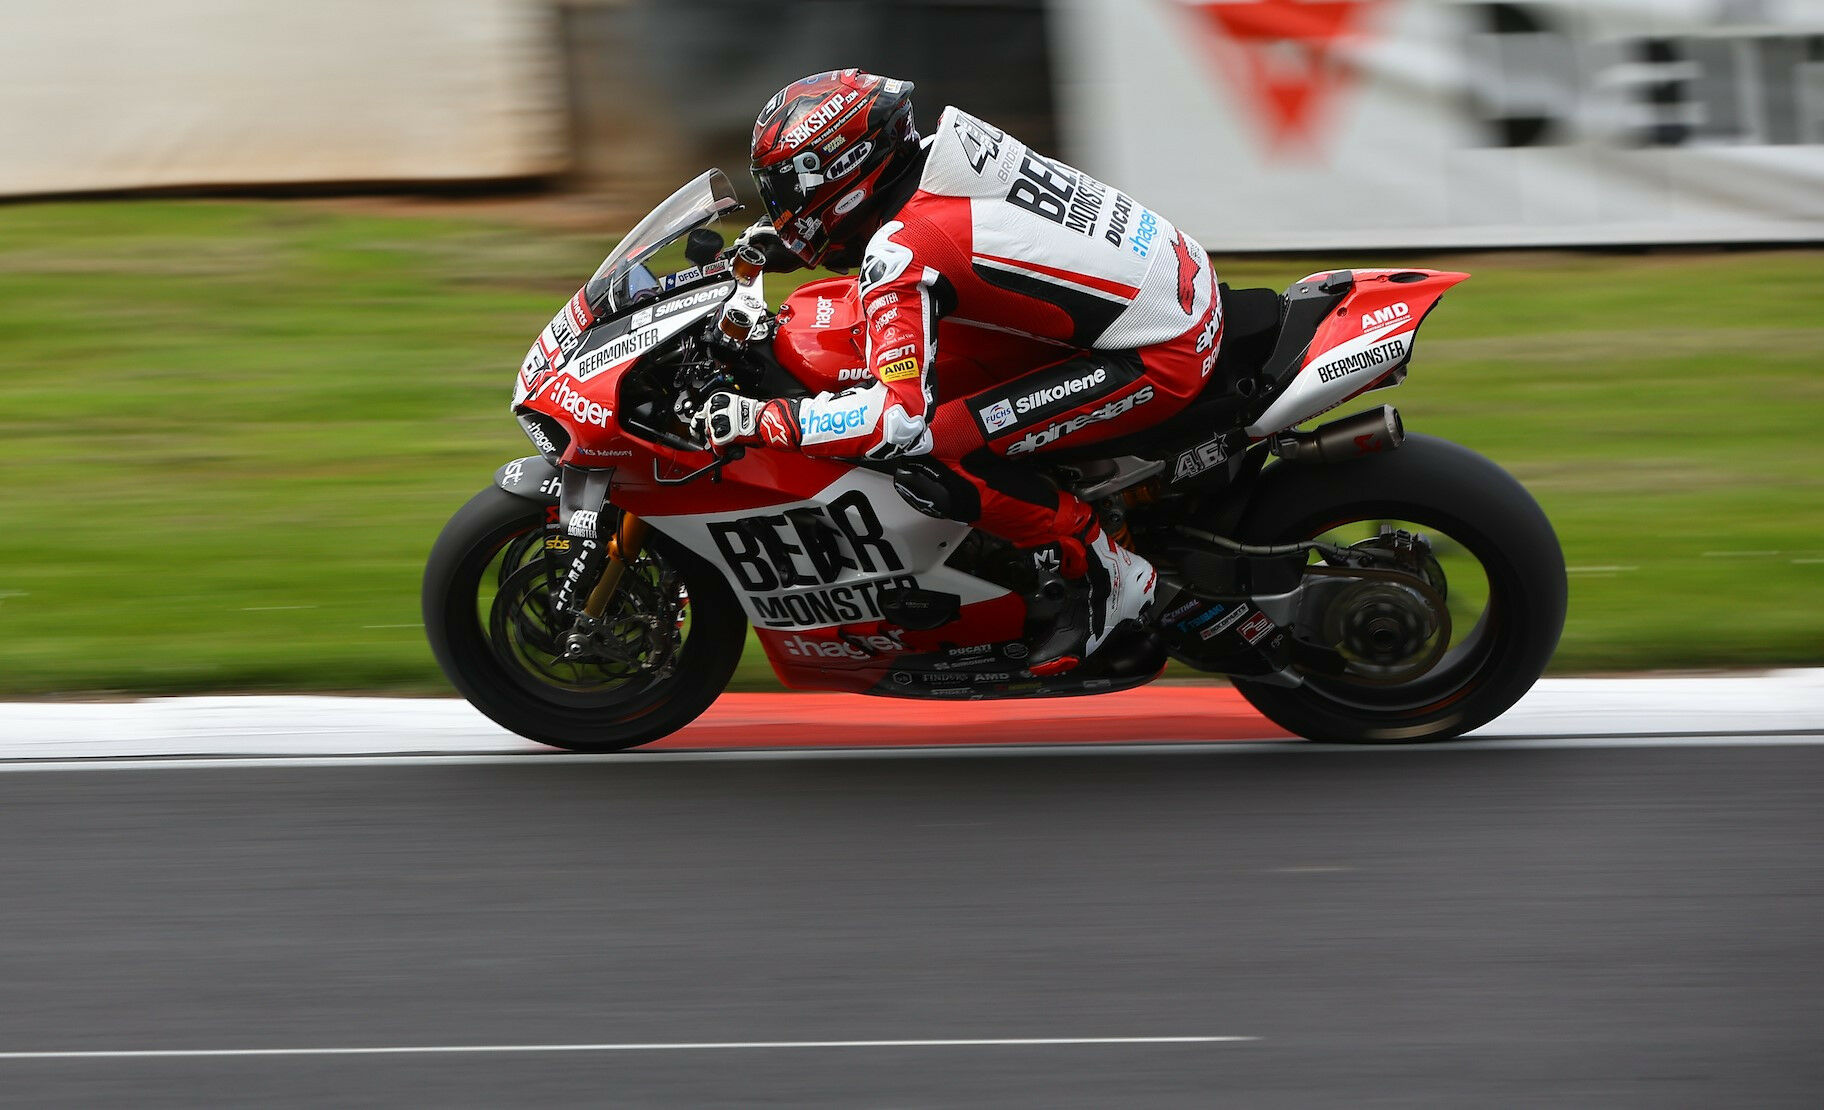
[
  {"left": 3, "top": 671, "right": 1820, "bottom": 762},
  {"left": 0, "top": 1036, "right": 1255, "bottom": 1060},
  {"left": 0, "top": 733, "right": 1821, "bottom": 773}
]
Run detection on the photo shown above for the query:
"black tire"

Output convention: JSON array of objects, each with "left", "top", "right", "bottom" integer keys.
[
  {"left": 1226, "top": 434, "right": 1566, "bottom": 742},
  {"left": 423, "top": 486, "right": 746, "bottom": 751}
]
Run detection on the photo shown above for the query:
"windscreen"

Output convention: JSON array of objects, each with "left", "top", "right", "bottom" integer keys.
[{"left": 583, "top": 169, "right": 741, "bottom": 315}]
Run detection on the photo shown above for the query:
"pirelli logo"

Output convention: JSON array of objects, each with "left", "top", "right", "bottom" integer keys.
[{"left": 879, "top": 357, "right": 920, "bottom": 382}]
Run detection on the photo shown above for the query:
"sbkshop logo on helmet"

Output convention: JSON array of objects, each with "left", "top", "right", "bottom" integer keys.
[
  {"left": 783, "top": 90, "right": 861, "bottom": 149},
  {"left": 548, "top": 379, "right": 611, "bottom": 428},
  {"left": 1006, "top": 386, "right": 1154, "bottom": 456}
]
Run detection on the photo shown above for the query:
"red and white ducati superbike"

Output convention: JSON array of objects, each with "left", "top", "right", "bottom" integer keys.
[{"left": 424, "top": 171, "right": 1566, "bottom": 749}]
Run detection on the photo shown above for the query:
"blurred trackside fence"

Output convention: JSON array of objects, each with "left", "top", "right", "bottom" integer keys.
[
  {"left": 7, "top": 0, "right": 1823, "bottom": 251},
  {"left": 556, "top": 0, "right": 1058, "bottom": 207}
]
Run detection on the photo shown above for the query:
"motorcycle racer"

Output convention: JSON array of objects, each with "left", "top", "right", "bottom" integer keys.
[{"left": 695, "top": 69, "right": 1224, "bottom": 674}]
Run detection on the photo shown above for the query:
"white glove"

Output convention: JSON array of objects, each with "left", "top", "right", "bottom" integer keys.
[
  {"left": 733, "top": 219, "right": 802, "bottom": 272},
  {"left": 691, "top": 392, "right": 764, "bottom": 449}
]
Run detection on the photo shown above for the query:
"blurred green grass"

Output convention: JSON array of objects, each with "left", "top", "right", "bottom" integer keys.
[{"left": 0, "top": 199, "right": 1820, "bottom": 696}]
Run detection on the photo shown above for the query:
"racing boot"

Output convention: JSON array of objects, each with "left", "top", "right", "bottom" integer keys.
[{"left": 1024, "top": 525, "right": 1157, "bottom": 676}]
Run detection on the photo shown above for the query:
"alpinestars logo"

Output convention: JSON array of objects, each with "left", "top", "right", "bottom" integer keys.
[
  {"left": 1171, "top": 232, "right": 1199, "bottom": 314},
  {"left": 1006, "top": 387, "right": 1154, "bottom": 456},
  {"left": 1180, "top": 0, "right": 1389, "bottom": 156}
]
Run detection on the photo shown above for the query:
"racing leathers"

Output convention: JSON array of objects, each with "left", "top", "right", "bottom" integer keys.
[{"left": 734, "top": 108, "right": 1225, "bottom": 666}]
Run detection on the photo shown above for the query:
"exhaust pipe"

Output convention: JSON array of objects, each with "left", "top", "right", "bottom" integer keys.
[{"left": 1269, "top": 405, "right": 1403, "bottom": 464}]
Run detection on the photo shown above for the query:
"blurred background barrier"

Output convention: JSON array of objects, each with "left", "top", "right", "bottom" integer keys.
[
  {"left": 0, "top": 0, "right": 569, "bottom": 195},
  {"left": 1055, "top": 0, "right": 1824, "bottom": 248},
  {"left": 10, "top": 1, "right": 1823, "bottom": 249}
]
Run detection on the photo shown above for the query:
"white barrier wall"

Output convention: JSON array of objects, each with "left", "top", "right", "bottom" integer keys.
[
  {"left": 1052, "top": 0, "right": 1824, "bottom": 248},
  {"left": 0, "top": 0, "right": 566, "bottom": 196}
]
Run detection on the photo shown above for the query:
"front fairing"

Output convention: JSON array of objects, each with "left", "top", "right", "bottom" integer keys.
[
  {"left": 583, "top": 169, "right": 742, "bottom": 317},
  {"left": 516, "top": 171, "right": 742, "bottom": 399}
]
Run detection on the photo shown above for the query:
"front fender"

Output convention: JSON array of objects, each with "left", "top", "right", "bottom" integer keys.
[{"left": 493, "top": 456, "right": 562, "bottom": 503}]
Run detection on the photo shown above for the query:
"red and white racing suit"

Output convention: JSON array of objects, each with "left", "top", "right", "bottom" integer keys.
[{"left": 782, "top": 107, "right": 1223, "bottom": 575}]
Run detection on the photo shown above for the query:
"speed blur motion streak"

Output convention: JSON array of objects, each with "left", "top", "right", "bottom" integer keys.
[
  {"left": 1053, "top": 0, "right": 1824, "bottom": 247},
  {"left": 0, "top": 0, "right": 565, "bottom": 195}
]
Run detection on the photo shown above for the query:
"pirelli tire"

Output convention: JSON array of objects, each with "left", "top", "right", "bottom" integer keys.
[
  {"left": 423, "top": 485, "right": 746, "bottom": 752},
  {"left": 1227, "top": 434, "right": 1567, "bottom": 744}
]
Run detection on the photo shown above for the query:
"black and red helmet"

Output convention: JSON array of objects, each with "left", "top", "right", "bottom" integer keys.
[{"left": 751, "top": 69, "right": 920, "bottom": 270}]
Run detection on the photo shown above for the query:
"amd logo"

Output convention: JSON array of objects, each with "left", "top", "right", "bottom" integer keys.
[{"left": 1360, "top": 302, "right": 1410, "bottom": 332}]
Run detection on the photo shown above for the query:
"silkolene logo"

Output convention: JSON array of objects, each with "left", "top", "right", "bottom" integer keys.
[
  {"left": 1014, "top": 366, "right": 1107, "bottom": 415},
  {"left": 1006, "top": 386, "right": 1153, "bottom": 456},
  {"left": 548, "top": 378, "right": 611, "bottom": 427}
]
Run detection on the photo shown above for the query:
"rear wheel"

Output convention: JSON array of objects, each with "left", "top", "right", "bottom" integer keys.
[
  {"left": 1227, "top": 435, "right": 1566, "bottom": 742},
  {"left": 423, "top": 486, "right": 746, "bottom": 751}
]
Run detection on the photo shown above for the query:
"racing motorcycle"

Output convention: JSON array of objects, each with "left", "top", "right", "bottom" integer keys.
[{"left": 424, "top": 170, "right": 1566, "bottom": 749}]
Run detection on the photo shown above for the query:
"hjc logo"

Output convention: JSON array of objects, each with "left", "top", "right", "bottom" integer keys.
[{"left": 1360, "top": 302, "right": 1409, "bottom": 332}]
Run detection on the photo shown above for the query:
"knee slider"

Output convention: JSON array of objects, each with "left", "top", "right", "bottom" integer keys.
[{"left": 892, "top": 460, "right": 978, "bottom": 522}]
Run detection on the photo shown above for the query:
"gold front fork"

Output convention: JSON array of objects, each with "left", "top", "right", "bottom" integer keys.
[{"left": 582, "top": 512, "right": 650, "bottom": 619}]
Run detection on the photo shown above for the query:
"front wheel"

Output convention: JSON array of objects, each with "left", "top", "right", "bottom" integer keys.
[
  {"left": 423, "top": 486, "right": 746, "bottom": 751},
  {"left": 1227, "top": 434, "right": 1566, "bottom": 743}
]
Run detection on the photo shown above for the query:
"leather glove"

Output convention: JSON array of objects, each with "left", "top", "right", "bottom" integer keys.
[
  {"left": 692, "top": 392, "right": 761, "bottom": 449},
  {"left": 693, "top": 393, "right": 800, "bottom": 450},
  {"left": 733, "top": 219, "right": 804, "bottom": 273}
]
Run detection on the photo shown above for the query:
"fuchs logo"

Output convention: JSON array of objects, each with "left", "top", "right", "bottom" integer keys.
[
  {"left": 980, "top": 398, "right": 1017, "bottom": 432},
  {"left": 1014, "top": 366, "right": 1107, "bottom": 416},
  {"left": 548, "top": 378, "right": 611, "bottom": 427},
  {"left": 1006, "top": 387, "right": 1155, "bottom": 456},
  {"left": 826, "top": 140, "right": 873, "bottom": 180},
  {"left": 814, "top": 297, "right": 836, "bottom": 327},
  {"left": 783, "top": 89, "right": 860, "bottom": 149},
  {"left": 1360, "top": 302, "right": 1410, "bottom": 333}
]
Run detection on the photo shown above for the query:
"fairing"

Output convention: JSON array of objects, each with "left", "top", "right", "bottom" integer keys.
[
  {"left": 582, "top": 169, "right": 741, "bottom": 316},
  {"left": 1246, "top": 268, "right": 1468, "bottom": 437}
]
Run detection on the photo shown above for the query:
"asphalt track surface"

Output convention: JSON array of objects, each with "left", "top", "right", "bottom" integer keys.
[{"left": 2, "top": 739, "right": 1821, "bottom": 1107}]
